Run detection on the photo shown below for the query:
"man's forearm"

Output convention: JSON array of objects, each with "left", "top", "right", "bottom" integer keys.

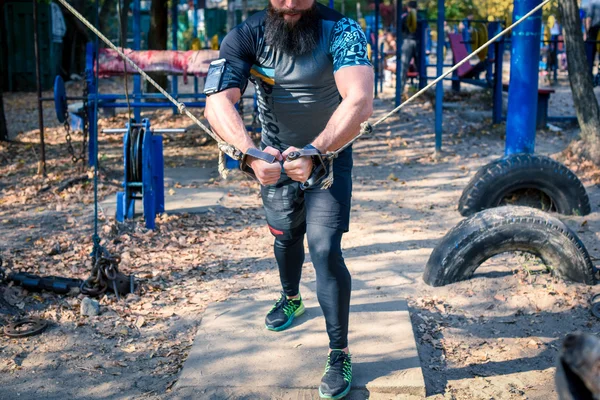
[
  {"left": 311, "top": 95, "right": 373, "bottom": 153},
  {"left": 205, "top": 94, "right": 256, "bottom": 153}
]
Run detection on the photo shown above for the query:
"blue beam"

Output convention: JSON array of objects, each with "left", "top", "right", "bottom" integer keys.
[
  {"left": 395, "top": 0, "right": 403, "bottom": 107},
  {"left": 374, "top": 0, "right": 380, "bottom": 98},
  {"left": 133, "top": 0, "right": 141, "bottom": 121},
  {"left": 505, "top": 0, "right": 542, "bottom": 155},
  {"left": 434, "top": 0, "right": 444, "bottom": 152}
]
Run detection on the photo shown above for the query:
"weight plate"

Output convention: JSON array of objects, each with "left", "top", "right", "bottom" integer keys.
[
  {"left": 54, "top": 76, "right": 67, "bottom": 124},
  {"left": 4, "top": 318, "right": 48, "bottom": 338},
  {"left": 475, "top": 23, "right": 488, "bottom": 61}
]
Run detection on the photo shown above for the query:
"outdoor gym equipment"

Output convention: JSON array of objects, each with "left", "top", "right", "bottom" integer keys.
[
  {"left": 107, "top": 119, "right": 179, "bottom": 230},
  {"left": 423, "top": 206, "right": 597, "bottom": 287}
]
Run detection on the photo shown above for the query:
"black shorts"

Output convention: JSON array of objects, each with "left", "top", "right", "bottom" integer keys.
[{"left": 261, "top": 147, "right": 353, "bottom": 240}]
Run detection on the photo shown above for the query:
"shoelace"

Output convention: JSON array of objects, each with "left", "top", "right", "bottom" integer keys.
[
  {"left": 270, "top": 292, "right": 298, "bottom": 317},
  {"left": 325, "top": 352, "right": 352, "bottom": 382}
]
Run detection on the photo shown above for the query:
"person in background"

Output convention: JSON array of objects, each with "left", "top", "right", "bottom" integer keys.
[{"left": 398, "top": 1, "right": 418, "bottom": 97}]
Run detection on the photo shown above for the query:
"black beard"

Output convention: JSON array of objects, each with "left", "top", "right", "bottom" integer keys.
[{"left": 264, "top": 3, "right": 320, "bottom": 56}]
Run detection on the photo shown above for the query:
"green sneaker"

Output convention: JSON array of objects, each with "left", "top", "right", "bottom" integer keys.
[
  {"left": 265, "top": 292, "right": 305, "bottom": 332},
  {"left": 319, "top": 350, "right": 352, "bottom": 399}
]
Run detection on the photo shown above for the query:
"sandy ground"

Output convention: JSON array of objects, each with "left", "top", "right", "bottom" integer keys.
[{"left": 1, "top": 75, "right": 600, "bottom": 399}]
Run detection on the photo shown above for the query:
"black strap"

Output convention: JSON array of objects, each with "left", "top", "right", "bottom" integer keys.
[{"left": 240, "top": 148, "right": 278, "bottom": 179}]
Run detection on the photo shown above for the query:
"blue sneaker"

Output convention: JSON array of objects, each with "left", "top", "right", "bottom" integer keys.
[
  {"left": 319, "top": 350, "right": 352, "bottom": 399},
  {"left": 265, "top": 292, "right": 305, "bottom": 332}
]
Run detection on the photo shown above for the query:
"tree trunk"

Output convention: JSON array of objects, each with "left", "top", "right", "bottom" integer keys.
[
  {"left": 99, "top": 0, "right": 117, "bottom": 34},
  {"left": 147, "top": 0, "right": 168, "bottom": 92},
  {"left": 0, "top": 85, "right": 8, "bottom": 142},
  {"left": 559, "top": 0, "right": 600, "bottom": 162}
]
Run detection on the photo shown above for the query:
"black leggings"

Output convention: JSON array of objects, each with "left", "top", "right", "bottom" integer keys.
[{"left": 274, "top": 225, "right": 351, "bottom": 349}]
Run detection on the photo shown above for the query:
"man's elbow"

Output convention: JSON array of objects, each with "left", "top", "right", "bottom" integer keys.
[{"left": 358, "top": 95, "right": 374, "bottom": 120}]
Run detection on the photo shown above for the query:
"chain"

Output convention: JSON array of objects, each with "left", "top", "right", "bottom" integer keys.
[
  {"left": 62, "top": 83, "right": 89, "bottom": 166},
  {"left": 63, "top": 108, "right": 78, "bottom": 164}
]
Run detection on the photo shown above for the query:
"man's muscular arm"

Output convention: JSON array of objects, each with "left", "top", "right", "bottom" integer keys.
[
  {"left": 205, "top": 88, "right": 282, "bottom": 185},
  {"left": 282, "top": 65, "right": 373, "bottom": 182},
  {"left": 204, "top": 88, "right": 254, "bottom": 153},
  {"left": 311, "top": 65, "right": 374, "bottom": 153}
]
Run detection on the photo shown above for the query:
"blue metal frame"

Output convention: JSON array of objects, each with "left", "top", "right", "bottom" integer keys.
[
  {"left": 116, "top": 119, "right": 165, "bottom": 229},
  {"left": 505, "top": 0, "right": 542, "bottom": 155}
]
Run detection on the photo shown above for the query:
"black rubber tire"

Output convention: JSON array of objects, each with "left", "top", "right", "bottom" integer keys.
[
  {"left": 423, "top": 206, "right": 597, "bottom": 287},
  {"left": 458, "top": 154, "right": 591, "bottom": 217}
]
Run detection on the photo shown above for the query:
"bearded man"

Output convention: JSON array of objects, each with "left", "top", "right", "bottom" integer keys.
[{"left": 204, "top": 1, "right": 373, "bottom": 398}]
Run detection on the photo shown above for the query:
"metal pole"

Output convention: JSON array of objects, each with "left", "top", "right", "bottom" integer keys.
[
  {"left": 395, "top": 0, "right": 403, "bottom": 107},
  {"left": 193, "top": 0, "right": 199, "bottom": 95},
  {"left": 329, "top": 0, "right": 334, "bottom": 9},
  {"left": 505, "top": 0, "right": 542, "bottom": 155},
  {"left": 133, "top": 0, "right": 141, "bottom": 121},
  {"left": 33, "top": 0, "right": 46, "bottom": 175},
  {"left": 171, "top": 0, "right": 178, "bottom": 115},
  {"left": 374, "top": 0, "right": 380, "bottom": 98},
  {"left": 434, "top": 0, "right": 444, "bottom": 152}
]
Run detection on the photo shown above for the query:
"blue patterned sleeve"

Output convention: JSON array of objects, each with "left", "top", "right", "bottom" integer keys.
[{"left": 329, "top": 18, "right": 372, "bottom": 73}]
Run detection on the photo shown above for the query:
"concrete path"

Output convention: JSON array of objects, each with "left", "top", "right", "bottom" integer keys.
[
  {"left": 172, "top": 285, "right": 425, "bottom": 399},
  {"left": 101, "top": 167, "right": 227, "bottom": 218}
]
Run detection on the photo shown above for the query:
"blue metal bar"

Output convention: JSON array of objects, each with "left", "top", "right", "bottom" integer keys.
[
  {"left": 374, "top": 0, "right": 380, "bottom": 98},
  {"left": 395, "top": 0, "right": 403, "bottom": 107},
  {"left": 434, "top": 0, "right": 444, "bottom": 152},
  {"left": 99, "top": 101, "right": 206, "bottom": 108},
  {"left": 418, "top": 21, "right": 427, "bottom": 89},
  {"left": 193, "top": 0, "right": 199, "bottom": 96},
  {"left": 329, "top": 0, "right": 334, "bottom": 8},
  {"left": 86, "top": 43, "right": 97, "bottom": 167},
  {"left": 94, "top": 93, "right": 206, "bottom": 100},
  {"left": 171, "top": 0, "right": 178, "bottom": 115},
  {"left": 379, "top": 42, "right": 384, "bottom": 94},
  {"left": 133, "top": 0, "right": 141, "bottom": 121},
  {"left": 505, "top": 0, "right": 542, "bottom": 155}
]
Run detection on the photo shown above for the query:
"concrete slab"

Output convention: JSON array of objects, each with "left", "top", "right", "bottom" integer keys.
[
  {"left": 101, "top": 167, "right": 226, "bottom": 218},
  {"left": 173, "top": 290, "right": 425, "bottom": 399}
]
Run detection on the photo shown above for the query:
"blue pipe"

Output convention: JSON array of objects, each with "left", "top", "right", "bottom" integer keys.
[
  {"left": 99, "top": 102, "right": 206, "bottom": 108},
  {"left": 505, "top": 0, "right": 542, "bottom": 155},
  {"left": 171, "top": 0, "right": 178, "bottom": 115},
  {"left": 94, "top": 93, "right": 206, "bottom": 100},
  {"left": 374, "top": 0, "right": 380, "bottom": 98},
  {"left": 133, "top": 0, "right": 141, "bottom": 121},
  {"left": 395, "top": 0, "right": 403, "bottom": 107},
  {"left": 193, "top": 0, "right": 199, "bottom": 96},
  {"left": 434, "top": 0, "right": 444, "bottom": 152}
]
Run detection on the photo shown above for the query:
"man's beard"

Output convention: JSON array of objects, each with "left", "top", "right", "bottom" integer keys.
[{"left": 264, "top": 3, "right": 320, "bottom": 56}]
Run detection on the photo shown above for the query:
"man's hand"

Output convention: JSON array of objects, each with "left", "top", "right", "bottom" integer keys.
[
  {"left": 247, "top": 146, "right": 283, "bottom": 186},
  {"left": 282, "top": 146, "right": 313, "bottom": 183}
]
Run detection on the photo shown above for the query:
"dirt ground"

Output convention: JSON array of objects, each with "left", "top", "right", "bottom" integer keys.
[{"left": 1, "top": 75, "right": 600, "bottom": 400}]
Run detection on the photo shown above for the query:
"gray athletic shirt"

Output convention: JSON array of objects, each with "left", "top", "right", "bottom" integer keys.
[{"left": 216, "top": 4, "right": 372, "bottom": 151}]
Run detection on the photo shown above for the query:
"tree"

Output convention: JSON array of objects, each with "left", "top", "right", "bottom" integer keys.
[
  {"left": 559, "top": 0, "right": 600, "bottom": 162},
  {"left": 147, "top": 0, "right": 168, "bottom": 93},
  {"left": 0, "top": 85, "right": 7, "bottom": 142}
]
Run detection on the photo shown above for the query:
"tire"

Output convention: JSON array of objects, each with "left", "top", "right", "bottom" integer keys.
[
  {"left": 423, "top": 206, "right": 597, "bottom": 287},
  {"left": 458, "top": 154, "right": 591, "bottom": 217}
]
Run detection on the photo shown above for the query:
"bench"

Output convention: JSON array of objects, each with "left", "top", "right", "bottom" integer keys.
[{"left": 502, "top": 84, "right": 555, "bottom": 129}]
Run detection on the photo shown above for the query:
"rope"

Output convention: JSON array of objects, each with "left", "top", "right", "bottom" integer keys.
[
  {"left": 55, "top": 0, "right": 241, "bottom": 171},
  {"left": 326, "top": 0, "right": 552, "bottom": 161}
]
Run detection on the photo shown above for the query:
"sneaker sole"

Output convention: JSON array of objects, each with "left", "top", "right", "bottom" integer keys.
[
  {"left": 318, "top": 381, "right": 351, "bottom": 399},
  {"left": 265, "top": 303, "right": 305, "bottom": 332}
]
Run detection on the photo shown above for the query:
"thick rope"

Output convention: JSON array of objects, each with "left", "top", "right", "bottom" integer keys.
[
  {"left": 327, "top": 0, "right": 552, "bottom": 161},
  {"left": 55, "top": 0, "right": 241, "bottom": 178}
]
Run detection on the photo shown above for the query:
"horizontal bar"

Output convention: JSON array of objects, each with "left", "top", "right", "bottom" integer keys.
[
  {"left": 127, "top": 182, "right": 143, "bottom": 187},
  {"left": 102, "top": 128, "right": 188, "bottom": 133},
  {"left": 99, "top": 101, "right": 205, "bottom": 108},
  {"left": 95, "top": 93, "right": 206, "bottom": 100}
]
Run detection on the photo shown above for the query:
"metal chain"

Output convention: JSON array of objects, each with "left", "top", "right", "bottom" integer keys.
[
  {"left": 63, "top": 108, "right": 78, "bottom": 164},
  {"left": 62, "top": 83, "right": 89, "bottom": 165}
]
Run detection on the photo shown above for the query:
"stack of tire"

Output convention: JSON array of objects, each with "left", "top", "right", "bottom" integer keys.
[{"left": 423, "top": 154, "right": 597, "bottom": 287}]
